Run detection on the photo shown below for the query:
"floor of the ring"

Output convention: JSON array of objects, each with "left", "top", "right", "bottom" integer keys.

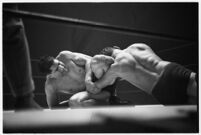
[
  {"left": 3, "top": 79, "right": 198, "bottom": 133},
  {"left": 3, "top": 91, "right": 160, "bottom": 110},
  {"left": 3, "top": 77, "right": 160, "bottom": 110},
  {"left": 3, "top": 91, "right": 161, "bottom": 110}
]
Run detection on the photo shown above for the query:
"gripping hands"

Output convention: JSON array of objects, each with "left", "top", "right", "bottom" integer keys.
[{"left": 85, "top": 55, "right": 114, "bottom": 94}]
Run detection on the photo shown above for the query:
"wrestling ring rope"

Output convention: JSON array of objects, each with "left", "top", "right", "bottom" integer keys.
[{"left": 3, "top": 8, "right": 195, "bottom": 42}]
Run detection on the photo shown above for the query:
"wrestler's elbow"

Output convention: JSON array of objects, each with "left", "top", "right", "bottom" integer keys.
[
  {"left": 45, "top": 83, "right": 58, "bottom": 109},
  {"left": 46, "top": 97, "right": 59, "bottom": 109},
  {"left": 57, "top": 51, "right": 72, "bottom": 59}
]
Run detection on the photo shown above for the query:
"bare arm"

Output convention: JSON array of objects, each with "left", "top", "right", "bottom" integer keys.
[
  {"left": 56, "top": 51, "right": 94, "bottom": 91},
  {"left": 86, "top": 54, "right": 115, "bottom": 94},
  {"left": 85, "top": 60, "right": 96, "bottom": 92},
  {"left": 56, "top": 51, "right": 91, "bottom": 66},
  {"left": 45, "top": 80, "right": 60, "bottom": 109},
  {"left": 95, "top": 62, "right": 119, "bottom": 90},
  {"left": 69, "top": 91, "right": 110, "bottom": 108}
]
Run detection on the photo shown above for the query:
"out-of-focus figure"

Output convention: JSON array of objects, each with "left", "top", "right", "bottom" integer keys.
[{"left": 3, "top": 4, "right": 42, "bottom": 111}]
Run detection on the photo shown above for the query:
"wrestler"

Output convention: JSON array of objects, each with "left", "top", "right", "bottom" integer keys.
[
  {"left": 94, "top": 43, "right": 197, "bottom": 105},
  {"left": 38, "top": 51, "right": 115, "bottom": 108}
]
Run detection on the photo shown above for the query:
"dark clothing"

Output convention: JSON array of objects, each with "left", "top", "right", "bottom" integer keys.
[{"left": 152, "top": 62, "right": 193, "bottom": 105}]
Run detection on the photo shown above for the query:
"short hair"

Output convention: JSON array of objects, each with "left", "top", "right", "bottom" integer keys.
[
  {"left": 38, "top": 55, "right": 54, "bottom": 74},
  {"left": 100, "top": 46, "right": 120, "bottom": 56}
]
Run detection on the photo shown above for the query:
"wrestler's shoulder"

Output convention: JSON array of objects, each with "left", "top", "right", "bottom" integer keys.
[
  {"left": 45, "top": 74, "right": 58, "bottom": 85},
  {"left": 58, "top": 50, "right": 73, "bottom": 55},
  {"left": 126, "top": 43, "right": 150, "bottom": 50},
  {"left": 115, "top": 51, "right": 133, "bottom": 62},
  {"left": 55, "top": 51, "right": 73, "bottom": 60}
]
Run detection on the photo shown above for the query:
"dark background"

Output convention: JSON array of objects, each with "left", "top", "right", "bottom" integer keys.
[{"left": 3, "top": 3, "right": 198, "bottom": 110}]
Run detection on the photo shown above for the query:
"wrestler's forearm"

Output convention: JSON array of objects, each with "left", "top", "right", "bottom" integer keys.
[
  {"left": 45, "top": 84, "right": 60, "bottom": 108},
  {"left": 95, "top": 65, "right": 118, "bottom": 89},
  {"left": 56, "top": 51, "right": 75, "bottom": 60},
  {"left": 73, "top": 52, "right": 92, "bottom": 60}
]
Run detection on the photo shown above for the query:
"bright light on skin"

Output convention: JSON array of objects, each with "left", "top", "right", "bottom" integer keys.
[{"left": 50, "top": 59, "right": 68, "bottom": 73}]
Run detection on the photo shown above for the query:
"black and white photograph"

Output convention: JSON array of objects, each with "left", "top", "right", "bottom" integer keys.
[{"left": 2, "top": 2, "right": 198, "bottom": 133}]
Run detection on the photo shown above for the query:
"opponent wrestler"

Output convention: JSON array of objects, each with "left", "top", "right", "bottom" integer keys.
[
  {"left": 38, "top": 51, "right": 116, "bottom": 108},
  {"left": 93, "top": 43, "right": 197, "bottom": 105}
]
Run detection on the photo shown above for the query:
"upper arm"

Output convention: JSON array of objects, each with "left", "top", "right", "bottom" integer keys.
[
  {"left": 85, "top": 60, "right": 93, "bottom": 80},
  {"left": 73, "top": 52, "right": 91, "bottom": 66},
  {"left": 56, "top": 51, "right": 75, "bottom": 61},
  {"left": 57, "top": 51, "right": 89, "bottom": 66},
  {"left": 45, "top": 81, "right": 59, "bottom": 108}
]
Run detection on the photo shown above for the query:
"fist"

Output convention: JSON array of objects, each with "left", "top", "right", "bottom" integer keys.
[
  {"left": 91, "top": 55, "right": 114, "bottom": 79},
  {"left": 85, "top": 80, "right": 101, "bottom": 94}
]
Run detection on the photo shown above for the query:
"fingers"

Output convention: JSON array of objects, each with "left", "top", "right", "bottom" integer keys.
[
  {"left": 73, "top": 57, "right": 86, "bottom": 66},
  {"left": 92, "top": 54, "right": 114, "bottom": 65},
  {"left": 85, "top": 80, "right": 101, "bottom": 94},
  {"left": 58, "top": 64, "right": 68, "bottom": 73}
]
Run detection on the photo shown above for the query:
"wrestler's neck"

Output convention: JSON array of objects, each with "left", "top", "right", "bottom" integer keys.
[{"left": 112, "top": 49, "right": 122, "bottom": 57}]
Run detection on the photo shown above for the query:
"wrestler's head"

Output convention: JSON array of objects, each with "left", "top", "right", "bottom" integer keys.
[
  {"left": 100, "top": 46, "right": 120, "bottom": 56},
  {"left": 38, "top": 55, "right": 67, "bottom": 74},
  {"left": 39, "top": 55, "right": 85, "bottom": 93}
]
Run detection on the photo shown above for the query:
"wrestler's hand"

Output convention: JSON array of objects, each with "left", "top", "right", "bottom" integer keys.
[
  {"left": 57, "top": 64, "right": 68, "bottom": 73},
  {"left": 68, "top": 91, "right": 96, "bottom": 108},
  {"left": 69, "top": 91, "right": 110, "bottom": 108},
  {"left": 73, "top": 57, "right": 87, "bottom": 66},
  {"left": 85, "top": 79, "right": 101, "bottom": 94},
  {"left": 68, "top": 91, "right": 89, "bottom": 108},
  {"left": 91, "top": 54, "right": 114, "bottom": 79}
]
